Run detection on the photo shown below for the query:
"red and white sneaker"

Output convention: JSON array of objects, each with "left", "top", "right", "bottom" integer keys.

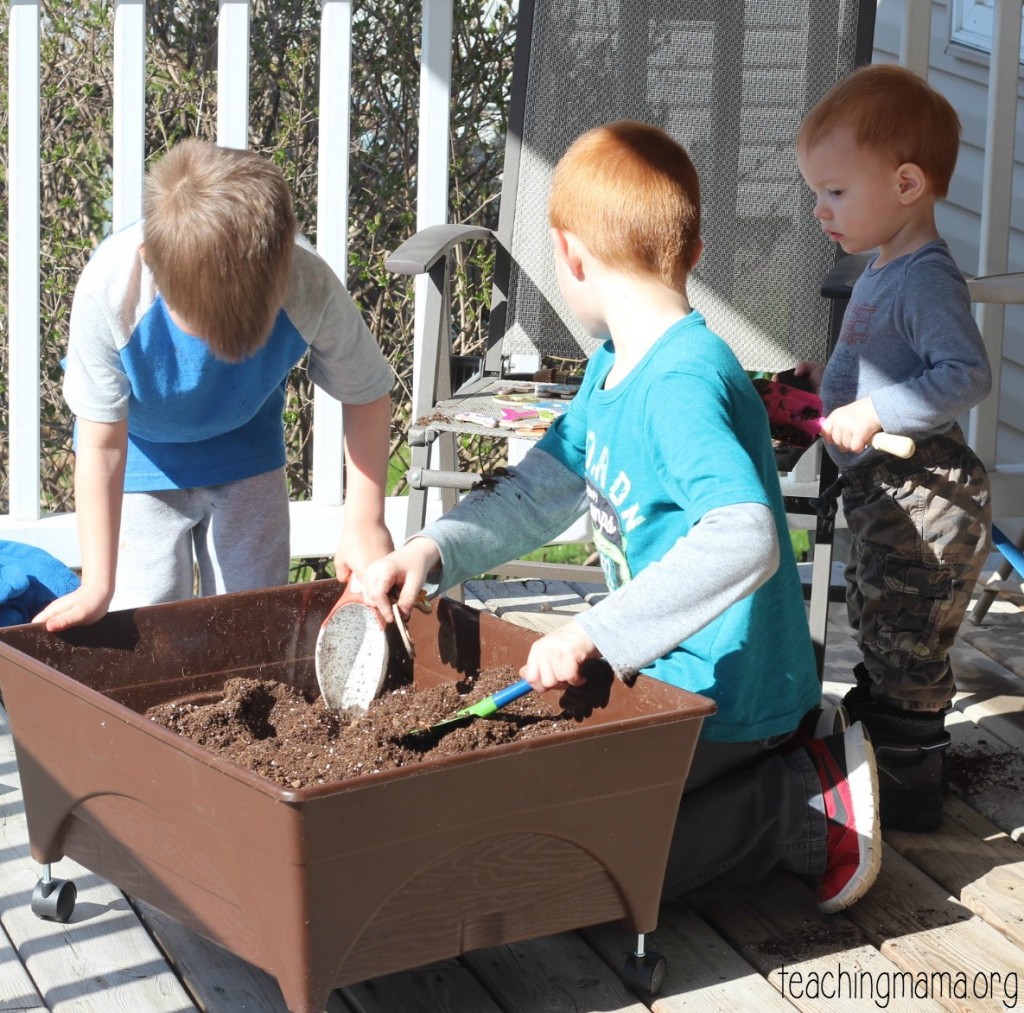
[
  {"left": 780, "top": 695, "right": 849, "bottom": 754},
  {"left": 805, "top": 720, "right": 882, "bottom": 913}
]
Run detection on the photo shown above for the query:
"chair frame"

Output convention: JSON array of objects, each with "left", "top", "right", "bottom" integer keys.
[{"left": 386, "top": 0, "right": 880, "bottom": 669}]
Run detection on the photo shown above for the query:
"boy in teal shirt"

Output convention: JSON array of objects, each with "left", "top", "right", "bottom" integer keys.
[{"left": 365, "top": 122, "right": 881, "bottom": 913}]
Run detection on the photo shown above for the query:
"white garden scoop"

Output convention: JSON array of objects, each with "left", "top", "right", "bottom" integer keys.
[{"left": 315, "top": 586, "right": 413, "bottom": 715}]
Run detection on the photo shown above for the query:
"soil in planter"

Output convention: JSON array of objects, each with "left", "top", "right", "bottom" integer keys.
[{"left": 146, "top": 667, "right": 572, "bottom": 789}]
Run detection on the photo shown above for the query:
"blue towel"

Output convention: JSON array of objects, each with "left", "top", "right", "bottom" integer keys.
[{"left": 0, "top": 540, "right": 81, "bottom": 627}]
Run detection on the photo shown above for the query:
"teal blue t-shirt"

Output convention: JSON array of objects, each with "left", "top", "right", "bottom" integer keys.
[{"left": 538, "top": 311, "right": 819, "bottom": 740}]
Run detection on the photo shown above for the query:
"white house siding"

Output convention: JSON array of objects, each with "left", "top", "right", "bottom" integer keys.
[{"left": 875, "top": 0, "right": 1024, "bottom": 480}]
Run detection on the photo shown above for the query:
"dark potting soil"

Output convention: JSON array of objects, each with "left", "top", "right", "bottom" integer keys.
[{"left": 146, "top": 668, "right": 571, "bottom": 789}]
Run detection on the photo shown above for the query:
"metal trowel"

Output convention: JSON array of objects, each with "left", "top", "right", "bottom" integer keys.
[{"left": 315, "top": 585, "right": 410, "bottom": 715}]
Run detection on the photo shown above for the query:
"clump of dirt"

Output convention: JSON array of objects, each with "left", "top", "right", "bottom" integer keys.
[
  {"left": 754, "top": 919, "right": 863, "bottom": 960},
  {"left": 946, "top": 743, "right": 1024, "bottom": 794},
  {"left": 146, "top": 667, "right": 570, "bottom": 789}
]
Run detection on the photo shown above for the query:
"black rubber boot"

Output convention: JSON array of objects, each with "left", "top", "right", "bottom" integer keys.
[{"left": 842, "top": 667, "right": 950, "bottom": 832}]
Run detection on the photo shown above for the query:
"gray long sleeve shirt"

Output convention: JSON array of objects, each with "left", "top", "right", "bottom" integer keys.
[
  {"left": 417, "top": 447, "right": 778, "bottom": 682},
  {"left": 821, "top": 239, "right": 991, "bottom": 470}
]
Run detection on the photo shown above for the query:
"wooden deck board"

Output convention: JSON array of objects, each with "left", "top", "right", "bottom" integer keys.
[
  {"left": 1, "top": 578, "right": 1022, "bottom": 1012},
  {"left": 583, "top": 907, "right": 798, "bottom": 1011},
  {"left": 844, "top": 843, "right": 1024, "bottom": 1011},
  {"left": 132, "top": 900, "right": 304, "bottom": 1013},
  {"left": 945, "top": 711, "right": 1024, "bottom": 840},
  {"left": 885, "top": 797, "right": 1024, "bottom": 950},
  {"left": 0, "top": 920, "right": 46, "bottom": 1012},
  {"left": 461, "top": 933, "right": 650, "bottom": 1012},
  {"left": 691, "top": 874, "right": 934, "bottom": 1012},
  {"left": 341, "top": 959, "right": 503, "bottom": 1013}
]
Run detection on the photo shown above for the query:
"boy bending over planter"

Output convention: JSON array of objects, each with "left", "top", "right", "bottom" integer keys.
[
  {"left": 364, "top": 121, "right": 881, "bottom": 913},
  {"left": 35, "top": 140, "right": 394, "bottom": 631}
]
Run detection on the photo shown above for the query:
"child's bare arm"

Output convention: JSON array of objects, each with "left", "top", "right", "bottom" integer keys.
[
  {"left": 34, "top": 418, "right": 127, "bottom": 631},
  {"left": 335, "top": 393, "right": 394, "bottom": 584}
]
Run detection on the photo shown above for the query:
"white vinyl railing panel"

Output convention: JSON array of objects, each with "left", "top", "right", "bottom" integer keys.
[
  {"left": 2, "top": 0, "right": 445, "bottom": 564},
  {"left": 311, "top": 0, "right": 354, "bottom": 507},
  {"left": 4, "top": 1, "right": 1020, "bottom": 569},
  {"left": 112, "top": 0, "right": 145, "bottom": 229}
]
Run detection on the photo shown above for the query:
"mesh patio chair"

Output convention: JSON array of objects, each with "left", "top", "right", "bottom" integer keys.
[{"left": 386, "top": 0, "right": 877, "bottom": 675}]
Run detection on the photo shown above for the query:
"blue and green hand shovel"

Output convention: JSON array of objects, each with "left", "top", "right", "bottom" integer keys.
[{"left": 408, "top": 677, "right": 533, "bottom": 738}]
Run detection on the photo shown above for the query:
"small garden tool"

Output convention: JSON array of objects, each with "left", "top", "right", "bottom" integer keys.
[
  {"left": 315, "top": 586, "right": 420, "bottom": 714},
  {"left": 407, "top": 677, "right": 533, "bottom": 739},
  {"left": 753, "top": 378, "right": 916, "bottom": 459}
]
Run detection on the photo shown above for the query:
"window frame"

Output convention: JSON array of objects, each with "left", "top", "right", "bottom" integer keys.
[{"left": 950, "top": 0, "right": 1024, "bottom": 61}]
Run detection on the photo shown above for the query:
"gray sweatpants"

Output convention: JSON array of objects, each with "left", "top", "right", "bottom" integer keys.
[{"left": 109, "top": 467, "right": 291, "bottom": 611}]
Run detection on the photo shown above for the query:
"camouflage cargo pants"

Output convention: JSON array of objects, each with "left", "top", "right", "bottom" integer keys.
[{"left": 840, "top": 424, "right": 991, "bottom": 712}]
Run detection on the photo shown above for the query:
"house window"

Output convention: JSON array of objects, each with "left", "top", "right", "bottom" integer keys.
[{"left": 951, "top": 0, "right": 1024, "bottom": 60}]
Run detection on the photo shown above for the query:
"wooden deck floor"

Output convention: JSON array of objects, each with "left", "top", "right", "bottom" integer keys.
[{"left": 2, "top": 576, "right": 1023, "bottom": 1012}]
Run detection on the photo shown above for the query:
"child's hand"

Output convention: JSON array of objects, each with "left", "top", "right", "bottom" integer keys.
[
  {"left": 32, "top": 584, "right": 113, "bottom": 633},
  {"left": 362, "top": 537, "right": 440, "bottom": 621},
  {"left": 519, "top": 621, "right": 599, "bottom": 691},
  {"left": 334, "top": 520, "right": 395, "bottom": 590},
  {"left": 777, "top": 361, "right": 824, "bottom": 392},
  {"left": 821, "top": 397, "right": 883, "bottom": 454}
]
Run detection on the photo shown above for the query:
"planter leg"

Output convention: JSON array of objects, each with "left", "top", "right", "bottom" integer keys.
[
  {"left": 622, "top": 932, "right": 666, "bottom": 997},
  {"left": 31, "top": 863, "right": 77, "bottom": 923}
]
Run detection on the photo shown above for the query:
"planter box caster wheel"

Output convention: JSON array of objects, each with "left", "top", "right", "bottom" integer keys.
[
  {"left": 32, "top": 876, "right": 77, "bottom": 922},
  {"left": 622, "top": 948, "right": 666, "bottom": 997}
]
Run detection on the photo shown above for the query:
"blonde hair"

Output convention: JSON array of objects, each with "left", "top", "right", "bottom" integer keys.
[
  {"left": 548, "top": 121, "right": 701, "bottom": 289},
  {"left": 798, "top": 64, "right": 961, "bottom": 198},
  {"left": 142, "top": 139, "right": 297, "bottom": 361}
]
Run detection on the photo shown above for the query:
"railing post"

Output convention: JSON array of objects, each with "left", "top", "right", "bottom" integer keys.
[
  {"left": 8, "top": 0, "right": 41, "bottom": 523},
  {"left": 970, "top": 0, "right": 1022, "bottom": 470},
  {"left": 312, "top": 0, "right": 353, "bottom": 508},
  {"left": 217, "top": 0, "right": 250, "bottom": 149},
  {"left": 113, "top": 0, "right": 146, "bottom": 229},
  {"left": 411, "top": 0, "right": 454, "bottom": 485}
]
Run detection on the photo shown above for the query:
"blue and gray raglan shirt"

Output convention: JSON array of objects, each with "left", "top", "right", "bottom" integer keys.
[{"left": 62, "top": 220, "right": 394, "bottom": 492}]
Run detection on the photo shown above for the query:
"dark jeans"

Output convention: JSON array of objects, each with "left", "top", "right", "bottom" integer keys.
[{"left": 661, "top": 735, "right": 825, "bottom": 898}]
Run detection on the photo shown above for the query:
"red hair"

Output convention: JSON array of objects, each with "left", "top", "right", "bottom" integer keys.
[
  {"left": 798, "top": 64, "right": 961, "bottom": 198},
  {"left": 549, "top": 121, "right": 701, "bottom": 288}
]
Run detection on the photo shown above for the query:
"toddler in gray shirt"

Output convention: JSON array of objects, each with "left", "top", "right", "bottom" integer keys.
[{"left": 795, "top": 64, "right": 992, "bottom": 833}]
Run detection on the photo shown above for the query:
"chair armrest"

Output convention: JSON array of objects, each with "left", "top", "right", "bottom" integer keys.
[
  {"left": 820, "top": 252, "right": 871, "bottom": 300},
  {"left": 385, "top": 224, "right": 495, "bottom": 275},
  {"left": 967, "top": 272, "right": 1024, "bottom": 305}
]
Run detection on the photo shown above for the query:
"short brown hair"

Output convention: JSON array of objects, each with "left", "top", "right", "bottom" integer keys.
[
  {"left": 548, "top": 121, "right": 701, "bottom": 289},
  {"left": 142, "top": 139, "right": 297, "bottom": 361},
  {"left": 798, "top": 64, "right": 961, "bottom": 198}
]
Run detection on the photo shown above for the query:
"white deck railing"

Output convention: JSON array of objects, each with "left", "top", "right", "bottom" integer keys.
[
  {"left": 2, "top": 0, "right": 455, "bottom": 565},
  {"left": 3, "top": 1, "right": 1022, "bottom": 570}
]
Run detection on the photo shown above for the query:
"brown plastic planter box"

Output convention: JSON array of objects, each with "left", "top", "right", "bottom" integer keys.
[{"left": 0, "top": 581, "right": 714, "bottom": 1013}]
